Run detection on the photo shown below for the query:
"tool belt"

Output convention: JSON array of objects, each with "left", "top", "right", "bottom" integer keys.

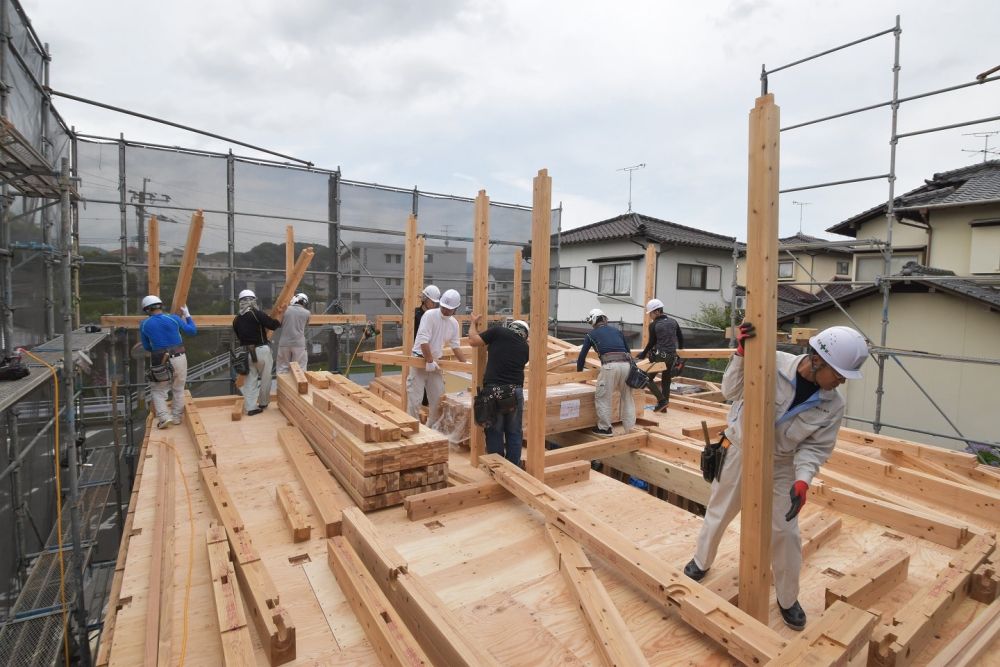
[
  {"left": 600, "top": 351, "right": 632, "bottom": 364},
  {"left": 625, "top": 358, "right": 649, "bottom": 389},
  {"left": 230, "top": 346, "right": 251, "bottom": 375},
  {"left": 147, "top": 351, "right": 174, "bottom": 383},
  {"left": 700, "top": 434, "right": 730, "bottom": 483},
  {"left": 473, "top": 384, "right": 519, "bottom": 428},
  {"left": 152, "top": 345, "right": 186, "bottom": 358}
]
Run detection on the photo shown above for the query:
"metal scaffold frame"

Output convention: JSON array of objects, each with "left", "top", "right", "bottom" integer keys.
[{"left": 760, "top": 15, "right": 1000, "bottom": 451}]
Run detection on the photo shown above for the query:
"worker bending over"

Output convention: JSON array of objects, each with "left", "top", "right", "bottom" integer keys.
[
  {"left": 577, "top": 308, "right": 636, "bottom": 437},
  {"left": 684, "top": 324, "right": 868, "bottom": 630},
  {"left": 139, "top": 295, "right": 197, "bottom": 429},
  {"left": 276, "top": 293, "right": 311, "bottom": 374},
  {"left": 469, "top": 315, "right": 529, "bottom": 465},
  {"left": 408, "top": 288, "right": 467, "bottom": 426},
  {"left": 636, "top": 298, "right": 684, "bottom": 412},
  {"left": 232, "top": 289, "right": 281, "bottom": 416}
]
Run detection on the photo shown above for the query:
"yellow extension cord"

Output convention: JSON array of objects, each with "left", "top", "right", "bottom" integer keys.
[{"left": 344, "top": 331, "right": 367, "bottom": 377}]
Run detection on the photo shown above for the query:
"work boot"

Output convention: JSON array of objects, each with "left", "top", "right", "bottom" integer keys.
[
  {"left": 779, "top": 601, "right": 807, "bottom": 631},
  {"left": 156, "top": 417, "right": 171, "bottom": 429},
  {"left": 683, "top": 559, "right": 708, "bottom": 581},
  {"left": 590, "top": 426, "right": 613, "bottom": 438},
  {"left": 171, "top": 415, "right": 183, "bottom": 425},
  {"left": 247, "top": 408, "right": 263, "bottom": 416},
  {"left": 654, "top": 399, "right": 669, "bottom": 412}
]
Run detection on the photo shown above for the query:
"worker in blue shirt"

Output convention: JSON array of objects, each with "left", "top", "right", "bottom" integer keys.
[
  {"left": 139, "top": 295, "right": 197, "bottom": 429},
  {"left": 576, "top": 308, "right": 636, "bottom": 437}
]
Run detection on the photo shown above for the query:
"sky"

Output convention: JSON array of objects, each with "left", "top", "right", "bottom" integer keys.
[{"left": 22, "top": 0, "right": 1000, "bottom": 241}]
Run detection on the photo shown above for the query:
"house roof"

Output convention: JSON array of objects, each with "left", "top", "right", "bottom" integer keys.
[
  {"left": 776, "top": 262, "right": 1000, "bottom": 323},
  {"left": 737, "top": 232, "right": 854, "bottom": 257},
  {"left": 737, "top": 282, "right": 857, "bottom": 319},
  {"left": 827, "top": 160, "right": 1000, "bottom": 236},
  {"left": 558, "top": 212, "right": 742, "bottom": 252}
]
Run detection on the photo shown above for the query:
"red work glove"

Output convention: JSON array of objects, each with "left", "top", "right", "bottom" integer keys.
[
  {"left": 735, "top": 322, "right": 756, "bottom": 356},
  {"left": 785, "top": 480, "right": 809, "bottom": 521}
]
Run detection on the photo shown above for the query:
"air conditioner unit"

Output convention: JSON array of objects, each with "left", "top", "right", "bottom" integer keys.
[{"left": 733, "top": 295, "right": 747, "bottom": 311}]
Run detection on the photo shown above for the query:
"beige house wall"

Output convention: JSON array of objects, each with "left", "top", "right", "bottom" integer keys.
[
  {"left": 798, "top": 291, "right": 1000, "bottom": 452},
  {"left": 738, "top": 252, "right": 849, "bottom": 292},
  {"left": 853, "top": 216, "right": 929, "bottom": 247}
]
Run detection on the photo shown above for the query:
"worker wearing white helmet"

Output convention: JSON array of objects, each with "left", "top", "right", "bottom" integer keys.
[
  {"left": 408, "top": 288, "right": 467, "bottom": 426},
  {"left": 637, "top": 298, "right": 685, "bottom": 412},
  {"left": 468, "top": 314, "right": 530, "bottom": 465},
  {"left": 232, "top": 288, "right": 281, "bottom": 416},
  {"left": 414, "top": 284, "right": 440, "bottom": 350},
  {"left": 276, "top": 293, "right": 311, "bottom": 374},
  {"left": 577, "top": 308, "right": 636, "bottom": 437},
  {"left": 138, "top": 295, "right": 197, "bottom": 429},
  {"left": 684, "top": 323, "right": 868, "bottom": 631}
]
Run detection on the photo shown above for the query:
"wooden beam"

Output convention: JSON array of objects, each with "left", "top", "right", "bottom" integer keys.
[
  {"left": 603, "top": 449, "right": 711, "bottom": 505},
  {"left": 414, "top": 234, "right": 426, "bottom": 295},
  {"left": 642, "top": 242, "right": 656, "bottom": 348},
  {"left": 206, "top": 523, "right": 256, "bottom": 666},
  {"left": 544, "top": 523, "right": 650, "bottom": 667},
  {"left": 169, "top": 209, "right": 204, "bottom": 314},
  {"left": 400, "top": 214, "right": 418, "bottom": 411},
  {"left": 513, "top": 248, "right": 523, "bottom": 320},
  {"left": 230, "top": 398, "right": 242, "bottom": 422},
  {"left": 543, "top": 431, "right": 646, "bottom": 467},
  {"left": 926, "top": 596, "right": 1000, "bottom": 667},
  {"left": 100, "top": 313, "right": 366, "bottom": 329},
  {"left": 270, "top": 247, "right": 315, "bottom": 322},
  {"left": 470, "top": 190, "right": 489, "bottom": 465},
  {"left": 481, "top": 455, "right": 784, "bottom": 664},
  {"left": 144, "top": 445, "right": 175, "bottom": 667},
  {"left": 278, "top": 427, "right": 354, "bottom": 537},
  {"left": 327, "top": 537, "right": 433, "bottom": 666},
  {"left": 288, "top": 361, "right": 308, "bottom": 393},
  {"left": 739, "top": 92, "right": 780, "bottom": 622},
  {"left": 275, "top": 483, "right": 312, "bottom": 543},
  {"left": 526, "top": 169, "right": 552, "bottom": 480},
  {"left": 765, "top": 600, "right": 877, "bottom": 666},
  {"left": 148, "top": 214, "right": 160, "bottom": 297},
  {"left": 285, "top": 225, "right": 294, "bottom": 282},
  {"left": 824, "top": 548, "right": 910, "bottom": 610}
]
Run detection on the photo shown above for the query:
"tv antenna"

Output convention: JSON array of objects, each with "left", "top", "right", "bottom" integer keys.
[
  {"left": 962, "top": 130, "right": 1000, "bottom": 163},
  {"left": 792, "top": 200, "right": 811, "bottom": 234},
  {"left": 617, "top": 163, "right": 646, "bottom": 213}
]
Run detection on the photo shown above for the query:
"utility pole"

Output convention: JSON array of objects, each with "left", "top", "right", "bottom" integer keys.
[
  {"left": 617, "top": 163, "right": 646, "bottom": 213},
  {"left": 128, "top": 178, "right": 172, "bottom": 265},
  {"left": 792, "top": 200, "right": 810, "bottom": 234},
  {"left": 962, "top": 130, "right": 999, "bottom": 163}
]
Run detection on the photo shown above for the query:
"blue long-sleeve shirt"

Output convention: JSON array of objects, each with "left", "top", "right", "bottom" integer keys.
[
  {"left": 140, "top": 313, "right": 197, "bottom": 352},
  {"left": 576, "top": 323, "right": 630, "bottom": 371}
]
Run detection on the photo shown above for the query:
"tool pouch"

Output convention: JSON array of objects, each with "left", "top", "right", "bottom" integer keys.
[
  {"left": 625, "top": 358, "right": 649, "bottom": 389},
  {"left": 230, "top": 347, "right": 250, "bottom": 376},
  {"left": 147, "top": 353, "right": 173, "bottom": 383},
  {"left": 473, "top": 390, "right": 496, "bottom": 428},
  {"left": 700, "top": 435, "right": 727, "bottom": 483},
  {"left": 493, "top": 385, "right": 518, "bottom": 415}
]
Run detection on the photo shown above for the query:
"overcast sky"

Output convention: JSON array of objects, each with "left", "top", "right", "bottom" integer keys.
[{"left": 23, "top": 0, "right": 1000, "bottom": 241}]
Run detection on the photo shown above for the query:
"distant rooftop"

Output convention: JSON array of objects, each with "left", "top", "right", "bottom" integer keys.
[{"left": 558, "top": 212, "right": 741, "bottom": 252}]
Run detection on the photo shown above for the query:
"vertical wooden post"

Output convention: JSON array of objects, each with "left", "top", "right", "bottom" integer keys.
[
  {"left": 470, "top": 191, "right": 490, "bottom": 465},
  {"left": 415, "top": 235, "right": 426, "bottom": 293},
  {"left": 374, "top": 315, "right": 384, "bottom": 378},
  {"left": 513, "top": 248, "right": 523, "bottom": 320},
  {"left": 526, "top": 169, "right": 552, "bottom": 480},
  {"left": 739, "top": 93, "right": 780, "bottom": 622},
  {"left": 285, "top": 225, "right": 294, "bottom": 282},
  {"left": 148, "top": 215, "right": 160, "bottom": 297},
  {"left": 169, "top": 209, "right": 204, "bottom": 314},
  {"left": 642, "top": 243, "right": 656, "bottom": 347},
  {"left": 400, "top": 215, "right": 418, "bottom": 411}
]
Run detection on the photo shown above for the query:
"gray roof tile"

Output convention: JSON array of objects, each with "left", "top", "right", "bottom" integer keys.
[{"left": 559, "top": 212, "right": 741, "bottom": 252}]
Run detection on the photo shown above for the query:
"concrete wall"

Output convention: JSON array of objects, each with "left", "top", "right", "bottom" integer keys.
[{"left": 797, "top": 291, "right": 1000, "bottom": 451}]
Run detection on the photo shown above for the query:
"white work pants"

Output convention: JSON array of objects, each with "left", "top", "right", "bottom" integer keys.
[
  {"left": 150, "top": 353, "right": 188, "bottom": 421},
  {"left": 406, "top": 367, "right": 445, "bottom": 426},
  {"left": 242, "top": 345, "right": 273, "bottom": 412},
  {"left": 275, "top": 346, "right": 308, "bottom": 374},
  {"left": 595, "top": 361, "right": 635, "bottom": 431},
  {"left": 692, "top": 442, "right": 802, "bottom": 608}
]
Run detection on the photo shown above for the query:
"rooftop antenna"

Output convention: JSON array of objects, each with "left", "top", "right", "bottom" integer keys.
[
  {"left": 962, "top": 130, "right": 1000, "bottom": 163},
  {"left": 792, "top": 200, "right": 810, "bottom": 234},
  {"left": 617, "top": 163, "right": 646, "bottom": 213}
]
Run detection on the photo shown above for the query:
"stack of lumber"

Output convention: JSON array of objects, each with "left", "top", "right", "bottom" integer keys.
[{"left": 277, "top": 367, "right": 449, "bottom": 511}]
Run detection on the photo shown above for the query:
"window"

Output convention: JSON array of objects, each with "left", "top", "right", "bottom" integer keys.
[
  {"left": 778, "top": 261, "right": 794, "bottom": 280},
  {"left": 425, "top": 253, "right": 433, "bottom": 264},
  {"left": 351, "top": 293, "right": 360, "bottom": 304},
  {"left": 384, "top": 298, "right": 400, "bottom": 308},
  {"left": 558, "top": 266, "right": 586, "bottom": 288},
  {"left": 598, "top": 263, "right": 631, "bottom": 295},
  {"left": 352, "top": 275, "right": 360, "bottom": 283},
  {"left": 836, "top": 260, "right": 851, "bottom": 275},
  {"left": 970, "top": 221, "right": 1000, "bottom": 274},
  {"left": 855, "top": 252, "right": 923, "bottom": 281},
  {"left": 677, "top": 263, "right": 721, "bottom": 290},
  {"left": 384, "top": 253, "right": 402, "bottom": 264}
]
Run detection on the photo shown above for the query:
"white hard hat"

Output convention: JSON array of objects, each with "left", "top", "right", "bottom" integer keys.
[
  {"left": 809, "top": 326, "right": 868, "bottom": 380},
  {"left": 421, "top": 285, "right": 441, "bottom": 303},
  {"left": 141, "top": 295, "right": 162, "bottom": 311},
  {"left": 238, "top": 289, "right": 256, "bottom": 300},
  {"left": 508, "top": 319, "right": 529, "bottom": 338},
  {"left": 439, "top": 289, "right": 461, "bottom": 310},
  {"left": 646, "top": 298, "right": 664, "bottom": 314},
  {"left": 585, "top": 308, "right": 606, "bottom": 325},
  {"left": 292, "top": 292, "right": 308, "bottom": 306}
]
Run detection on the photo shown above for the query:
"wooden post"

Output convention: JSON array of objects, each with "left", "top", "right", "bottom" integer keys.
[
  {"left": 513, "top": 248, "right": 523, "bottom": 320},
  {"left": 526, "top": 169, "right": 552, "bottom": 479},
  {"left": 270, "top": 248, "right": 315, "bottom": 321},
  {"left": 415, "top": 235, "right": 426, "bottom": 289},
  {"left": 738, "top": 93, "right": 780, "bottom": 622},
  {"left": 642, "top": 242, "right": 656, "bottom": 347},
  {"left": 148, "top": 214, "right": 160, "bottom": 297},
  {"left": 285, "top": 225, "right": 294, "bottom": 282},
  {"left": 374, "top": 315, "right": 384, "bottom": 378},
  {"left": 400, "top": 215, "right": 418, "bottom": 411},
  {"left": 169, "top": 209, "right": 204, "bottom": 314},
  {"left": 470, "top": 191, "right": 489, "bottom": 465}
]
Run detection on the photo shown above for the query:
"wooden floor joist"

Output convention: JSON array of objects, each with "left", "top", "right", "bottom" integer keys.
[
  {"left": 275, "top": 482, "right": 312, "bottom": 542},
  {"left": 767, "top": 600, "right": 878, "bottom": 666},
  {"left": 206, "top": 523, "right": 256, "bottom": 666},
  {"left": 288, "top": 361, "right": 309, "bottom": 393},
  {"left": 926, "top": 595, "right": 1000, "bottom": 667},
  {"left": 277, "top": 426, "right": 354, "bottom": 537},
  {"left": 824, "top": 547, "right": 910, "bottom": 610},
  {"left": 144, "top": 444, "right": 175, "bottom": 667},
  {"left": 602, "top": 449, "right": 711, "bottom": 505}
]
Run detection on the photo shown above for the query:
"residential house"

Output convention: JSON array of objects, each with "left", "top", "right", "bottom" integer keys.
[{"left": 736, "top": 232, "right": 853, "bottom": 294}]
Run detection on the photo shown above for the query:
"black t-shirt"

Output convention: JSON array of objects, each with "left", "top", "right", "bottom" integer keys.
[
  {"left": 789, "top": 372, "right": 820, "bottom": 410},
  {"left": 232, "top": 309, "right": 281, "bottom": 346},
  {"left": 480, "top": 326, "right": 529, "bottom": 387}
]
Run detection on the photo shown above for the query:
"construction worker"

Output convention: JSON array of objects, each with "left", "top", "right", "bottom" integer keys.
[
  {"left": 232, "top": 289, "right": 281, "bottom": 416},
  {"left": 276, "top": 292, "right": 311, "bottom": 374},
  {"left": 414, "top": 284, "right": 440, "bottom": 333},
  {"left": 576, "top": 308, "right": 636, "bottom": 437},
  {"left": 683, "top": 324, "right": 869, "bottom": 631},
  {"left": 408, "top": 288, "right": 467, "bottom": 426},
  {"left": 139, "top": 295, "right": 197, "bottom": 429},
  {"left": 469, "top": 315, "right": 529, "bottom": 465},
  {"left": 636, "top": 298, "right": 685, "bottom": 412}
]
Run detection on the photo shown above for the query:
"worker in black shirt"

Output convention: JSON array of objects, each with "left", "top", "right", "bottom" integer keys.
[
  {"left": 232, "top": 289, "right": 281, "bottom": 416},
  {"left": 469, "top": 314, "right": 530, "bottom": 466},
  {"left": 636, "top": 298, "right": 684, "bottom": 412}
]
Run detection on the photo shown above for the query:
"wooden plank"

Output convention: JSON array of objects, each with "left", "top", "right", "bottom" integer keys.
[
  {"left": 526, "top": 168, "right": 552, "bottom": 480},
  {"left": 513, "top": 248, "right": 523, "bottom": 320},
  {"left": 205, "top": 524, "right": 256, "bottom": 666},
  {"left": 926, "top": 596, "right": 1000, "bottom": 667},
  {"left": 144, "top": 445, "right": 175, "bottom": 667},
  {"left": 230, "top": 398, "right": 242, "bottom": 422},
  {"left": 790, "top": 327, "right": 817, "bottom": 345},
  {"left": 311, "top": 387, "right": 401, "bottom": 443},
  {"left": 169, "top": 209, "right": 204, "bottom": 314},
  {"left": 766, "top": 600, "right": 877, "bottom": 666},
  {"left": 277, "top": 427, "right": 354, "bottom": 537},
  {"left": 322, "top": 372, "right": 418, "bottom": 434},
  {"left": 543, "top": 431, "right": 646, "bottom": 467},
  {"left": 275, "top": 482, "right": 312, "bottom": 543},
  {"left": 270, "top": 247, "right": 315, "bottom": 323},
  {"left": 288, "top": 361, "right": 308, "bottom": 393},
  {"left": 740, "top": 92, "right": 780, "bottom": 622},
  {"left": 470, "top": 189, "right": 489, "bottom": 466},
  {"left": 285, "top": 225, "right": 294, "bottom": 282},
  {"left": 232, "top": 558, "right": 296, "bottom": 665},
  {"left": 100, "top": 313, "right": 366, "bottom": 328},
  {"left": 603, "top": 449, "right": 711, "bottom": 505},
  {"left": 148, "top": 214, "right": 160, "bottom": 297},
  {"left": 642, "top": 242, "right": 656, "bottom": 348},
  {"left": 681, "top": 421, "right": 726, "bottom": 441},
  {"left": 546, "top": 369, "right": 599, "bottom": 385},
  {"left": 401, "top": 214, "right": 418, "bottom": 411},
  {"left": 545, "top": 523, "right": 650, "bottom": 667},
  {"left": 824, "top": 548, "right": 910, "bottom": 610},
  {"left": 305, "top": 370, "right": 331, "bottom": 389},
  {"left": 481, "top": 455, "right": 784, "bottom": 664},
  {"left": 327, "top": 536, "right": 432, "bottom": 666}
]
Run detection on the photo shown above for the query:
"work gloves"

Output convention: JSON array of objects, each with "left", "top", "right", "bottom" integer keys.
[
  {"left": 735, "top": 322, "right": 756, "bottom": 356},
  {"left": 636, "top": 351, "right": 646, "bottom": 360},
  {"left": 180, "top": 305, "right": 191, "bottom": 319},
  {"left": 785, "top": 480, "right": 809, "bottom": 521},
  {"left": 425, "top": 361, "right": 439, "bottom": 373}
]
